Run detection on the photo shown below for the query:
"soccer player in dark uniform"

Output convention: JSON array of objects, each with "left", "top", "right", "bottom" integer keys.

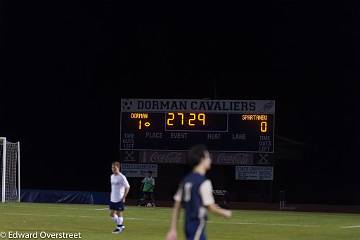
[{"left": 166, "top": 145, "right": 232, "bottom": 240}]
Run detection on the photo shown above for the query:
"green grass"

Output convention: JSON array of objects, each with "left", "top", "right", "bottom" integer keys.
[{"left": 1, "top": 203, "right": 360, "bottom": 239}]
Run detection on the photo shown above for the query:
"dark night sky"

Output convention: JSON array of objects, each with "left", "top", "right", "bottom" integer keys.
[{"left": 1, "top": 1, "right": 359, "bottom": 201}]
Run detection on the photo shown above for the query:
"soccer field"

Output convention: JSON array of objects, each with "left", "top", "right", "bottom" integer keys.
[{"left": 0, "top": 203, "right": 360, "bottom": 240}]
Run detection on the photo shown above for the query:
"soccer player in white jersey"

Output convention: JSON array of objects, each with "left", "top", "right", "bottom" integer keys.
[{"left": 110, "top": 161, "right": 130, "bottom": 234}]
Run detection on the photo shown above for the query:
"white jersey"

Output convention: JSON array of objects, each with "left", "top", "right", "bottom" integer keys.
[{"left": 111, "top": 173, "right": 130, "bottom": 203}]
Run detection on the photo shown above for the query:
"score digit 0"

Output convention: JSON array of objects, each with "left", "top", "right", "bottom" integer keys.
[{"left": 260, "top": 121, "right": 267, "bottom": 133}]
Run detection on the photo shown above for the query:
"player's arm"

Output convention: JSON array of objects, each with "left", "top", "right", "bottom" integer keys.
[
  {"left": 124, "top": 186, "right": 130, "bottom": 200},
  {"left": 200, "top": 180, "right": 232, "bottom": 218},
  {"left": 166, "top": 200, "right": 181, "bottom": 240},
  {"left": 208, "top": 203, "right": 232, "bottom": 218},
  {"left": 166, "top": 187, "right": 182, "bottom": 240},
  {"left": 123, "top": 176, "right": 131, "bottom": 202}
]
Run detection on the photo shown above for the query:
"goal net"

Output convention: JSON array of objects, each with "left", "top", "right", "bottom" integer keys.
[{"left": 0, "top": 137, "right": 20, "bottom": 203}]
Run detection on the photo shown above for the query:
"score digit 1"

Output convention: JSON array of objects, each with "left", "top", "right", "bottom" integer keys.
[{"left": 138, "top": 120, "right": 151, "bottom": 130}]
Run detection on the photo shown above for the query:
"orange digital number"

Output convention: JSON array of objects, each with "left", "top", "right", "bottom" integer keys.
[
  {"left": 260, "top": 121, "right": 267, "bottom": 133},
  {"left": 177, "top": 113, "right": 184, "bottom": 125},
  {"left": 167, "top": 113, "right": 175, "bottom": 126},
  {"left": 198, "top": 113, "right": 206, "bottom": 125},
  {"left": 189, "top": 113, "right": 196, "bottom": 126}
]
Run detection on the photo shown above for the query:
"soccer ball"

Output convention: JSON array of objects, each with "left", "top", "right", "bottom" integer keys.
[{"left": 146, "top": 203, "right": 152, "bottom": 207}]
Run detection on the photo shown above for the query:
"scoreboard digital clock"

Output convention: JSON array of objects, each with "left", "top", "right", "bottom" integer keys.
[{"left": 120, "top": 99, "right": 275, "bottom": 152}]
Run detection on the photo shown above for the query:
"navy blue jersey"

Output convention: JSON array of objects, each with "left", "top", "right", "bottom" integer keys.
[{"left": 174, "top": 172, "right": 215, "bottom": 240}]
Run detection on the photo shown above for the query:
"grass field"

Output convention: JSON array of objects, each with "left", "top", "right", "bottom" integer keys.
[{"left": 1, "top": 203, "right": 360, "bottom": 240}]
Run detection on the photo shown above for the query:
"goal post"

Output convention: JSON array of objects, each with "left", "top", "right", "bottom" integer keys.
[
  {"left": 18, "top": 141, "right": 21, "bottom": 202},
  {"left": 1, "top": 137, "right": 5, "bottom": 203},
  {"left": 0, "top": 137, "right": 21, "bottom": 203}
]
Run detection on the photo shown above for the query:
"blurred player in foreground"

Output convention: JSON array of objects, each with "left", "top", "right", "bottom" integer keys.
[
  {"left": 109, "top": 161, "right": 130, "bottom": 234},
  {"left": 166, "top": 145, "right": 232, "bottom": 240}
]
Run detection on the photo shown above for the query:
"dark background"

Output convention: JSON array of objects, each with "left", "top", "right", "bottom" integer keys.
[{"left": 1, "top": 2, "right": 359, "bottom": 204}]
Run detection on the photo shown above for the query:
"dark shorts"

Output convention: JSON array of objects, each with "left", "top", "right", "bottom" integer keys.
[
  {"left": 185, "top": 220, "right": 206, "bottom": 240},
  {"left": 143, "top": 191, "right": 154, "bottom": 199},
  {"left": 109, "top": 201, "right": 125, "bottom": 211}
]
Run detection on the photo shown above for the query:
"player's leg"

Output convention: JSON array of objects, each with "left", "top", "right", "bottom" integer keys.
[
  {"left": 110, "top": 209, "right": 119, "bottom": 225},
  {"left": 110, "top": 202, "right": 124, "bottom": 234},
  {"left": 141, "top": 192, "right": 146, "bottom": 206},
  {"left": 150, "top": 192, "right": 156, "bottom": 207},
  {"left": 116, "top": 211, "right": 124, "bottom": 229},
  {"left": 185, "top": 220, "right": 206, "bottom": 240},
  {"left": 109, "top": 208, "right": 120, "bottom": 233},
  {"left": 137, "top": 191, "right": 144, "bottom": 206},
  {"left": 185, "top": 221, "right": 196, "bottom": 240},
  {"left": 144, "top": 192, "right": 150, "bottom": 206},
  {"left": 199, "top": 225, "right": 206, "bottom": 240},
  {"left": 115, "top": 201, "right": 125, "bottom": 230},
  {"left": 196, "top": 222, "right": 206, "bottom": 240}
]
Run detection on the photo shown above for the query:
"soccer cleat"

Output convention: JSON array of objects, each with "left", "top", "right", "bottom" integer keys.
[{"left": 112, "top": 228, "right": 123, "bottom": 234}]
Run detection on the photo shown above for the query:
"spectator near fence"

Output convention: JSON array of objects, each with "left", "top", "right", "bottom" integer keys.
[{"left": 139, "top": 171, "right": 156, "bottom": 207}]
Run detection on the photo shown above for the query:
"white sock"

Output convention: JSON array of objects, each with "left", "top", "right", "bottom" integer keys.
[
  {"left": 111, "top": 214, "right": 119, "bottom": 224},
  {"left": 117, "top": 217, "right": 124, "bottom": 226}
]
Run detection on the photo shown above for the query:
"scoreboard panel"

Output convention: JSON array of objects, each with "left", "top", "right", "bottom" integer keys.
[{"left": 120, "top": 99, "right": 275, "bottom": 153}]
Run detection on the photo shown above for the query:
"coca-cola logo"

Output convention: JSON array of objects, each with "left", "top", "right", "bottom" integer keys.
[
  {"left": 148, "top": 152, "right": 185, "bottom": 163},
  {"left": 214, "top": 153, "right": 253, "bottom": 165}
]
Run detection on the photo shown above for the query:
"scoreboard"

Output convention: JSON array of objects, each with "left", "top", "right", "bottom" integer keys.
[{"left": 120, "top": 99, "right": 275, "bottom": 153}]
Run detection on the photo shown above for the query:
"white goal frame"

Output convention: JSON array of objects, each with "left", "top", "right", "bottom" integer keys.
[{"left": 0, "top": 137, "right": 21, "bottom": 203}]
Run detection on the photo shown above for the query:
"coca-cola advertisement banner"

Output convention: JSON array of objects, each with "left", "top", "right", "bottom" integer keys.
[
  {"left": 141, "top": 151, "right": 186, "bottom": 164},
  {"left": 121, "top": 150, "right": 272, "bottom": 165}
]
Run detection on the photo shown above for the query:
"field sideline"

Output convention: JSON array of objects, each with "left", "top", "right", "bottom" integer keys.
[{"left": 0, "top": 203, "right": 360, "bottom": 240}]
